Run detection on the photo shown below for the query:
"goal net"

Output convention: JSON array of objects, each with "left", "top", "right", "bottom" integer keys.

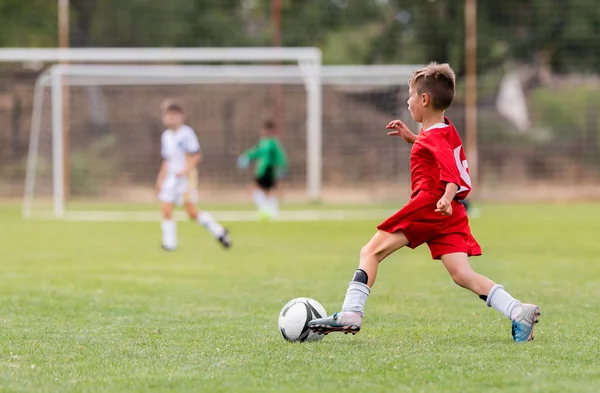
[{"left": 21, "top": 49, "right": 418, "bottom": 220}]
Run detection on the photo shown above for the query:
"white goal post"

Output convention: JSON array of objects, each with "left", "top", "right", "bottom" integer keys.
[
  {"left": 8, "top": 48, "right": 419, "bottom": 220},
  {"left": 5, "top": 48, "right": 322, "bottom": 218}
]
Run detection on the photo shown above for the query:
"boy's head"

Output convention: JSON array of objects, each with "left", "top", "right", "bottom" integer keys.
[
  {"left": 261, "top": 119, "right": 277, "bottom": 136},
  {"left": 407, "top": 63, "right": 456, "bottom": 123},
  {"left": 161, "top": 98, "right": 185, "bottom": 129}
]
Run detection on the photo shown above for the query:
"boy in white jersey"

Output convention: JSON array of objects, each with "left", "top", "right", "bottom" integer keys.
[{"left": 155, "top": 100, "right": 231, "bottom": 250}]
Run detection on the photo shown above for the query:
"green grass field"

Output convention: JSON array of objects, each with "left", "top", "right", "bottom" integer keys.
[{"left": 1, "top": 203, "right": 600, "bottom": 393}]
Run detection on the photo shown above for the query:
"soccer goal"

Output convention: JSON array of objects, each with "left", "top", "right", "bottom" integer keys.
[
  {"left": 18, "top": 47, "right": 322, "bottom": 219},
  {"left": 16, "top": 48, "right": 419, "bottom": 220}
]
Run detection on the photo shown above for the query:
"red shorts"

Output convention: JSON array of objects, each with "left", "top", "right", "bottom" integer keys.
[{"left": 377, "top": 191, "right": 482, "bottom": 260}]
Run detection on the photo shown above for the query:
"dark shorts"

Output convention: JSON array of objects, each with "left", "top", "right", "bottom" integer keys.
[{"left": 254, "top": 166, "right": 277, "bottom": 191}]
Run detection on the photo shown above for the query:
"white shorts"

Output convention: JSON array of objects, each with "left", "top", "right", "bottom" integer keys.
[{"left": 159, "top": 172, "right": 198, "bottom": 205}]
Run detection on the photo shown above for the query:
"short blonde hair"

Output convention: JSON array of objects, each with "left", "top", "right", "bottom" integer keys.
[
  {"left": 409, "top": 63, "right": 456, "bottom": 111},
  {"left": 160, "top": 98, "right": 184, "bottom": 114}
]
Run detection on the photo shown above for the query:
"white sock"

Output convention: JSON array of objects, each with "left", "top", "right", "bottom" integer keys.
[
  {"left": 486, "top": 284, "right": 522, "bottom": 320},
  {"left": 341, "top": 282, "right": 371, "bottom": 316},
  {"left": 197, "top": 211, "right": 225, "bottom": 238},
  {"left": 267, "top": 196, "right": 279, "bottom": 217},
  {"left": 253, "top": 190, "right": 268, "bottom": 211},
  {"left": 161, "top": 219, "right": 177, "bottom": 250}
]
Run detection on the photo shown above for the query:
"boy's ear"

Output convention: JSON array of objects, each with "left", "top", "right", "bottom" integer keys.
[{"left": 421, "top": 93, "right": 431, "bottom": 107}]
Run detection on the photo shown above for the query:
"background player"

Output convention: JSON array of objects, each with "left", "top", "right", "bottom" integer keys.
[
  {"left": 309, "top": 63, "right": 540, "bottom": 343},
  {"left": 238, "top": 120, "right": 288, "bottom": 220},
  {"left": 155, "top": 99, "right": 231, "bottom": 250}
]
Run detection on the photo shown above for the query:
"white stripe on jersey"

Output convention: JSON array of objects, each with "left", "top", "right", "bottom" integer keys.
[{"left": 424, "top": 123, "right": 448, "bottom": 132}]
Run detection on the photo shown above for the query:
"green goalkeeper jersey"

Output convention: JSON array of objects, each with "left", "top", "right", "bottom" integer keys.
[{"left": 243, "top": 137, "right": 288, "bottom": 178}]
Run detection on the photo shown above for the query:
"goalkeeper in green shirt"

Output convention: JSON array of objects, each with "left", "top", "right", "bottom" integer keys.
[{"left": 238, "top": 120, "right": 289, "bottom": 219}]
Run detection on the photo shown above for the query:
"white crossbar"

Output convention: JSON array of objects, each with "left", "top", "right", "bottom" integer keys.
[{"left": 0, "top": 47, "right": 321, "bottom": 63}]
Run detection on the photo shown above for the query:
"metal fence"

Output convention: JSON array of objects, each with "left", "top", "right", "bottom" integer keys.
[{"left": 1, "top": 0, "right": 599, "bottom": 203}]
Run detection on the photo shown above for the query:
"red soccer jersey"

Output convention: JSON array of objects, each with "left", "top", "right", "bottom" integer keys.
[
  {"left": 377, "top": 117, "right": 481, "bottom": 259},
  {"left": 409, "top": 117, "right": 472, "bottom": 200}
]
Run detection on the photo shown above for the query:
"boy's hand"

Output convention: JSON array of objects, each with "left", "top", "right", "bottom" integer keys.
[
  {"left": 175, "top": 169, "right": 188, "bottom": 177},
  {"left": 435, "top": 196, "right": 453, "bottom": 216},
  {"left": 386, "top": 120, "right": 418, "bottom": 144},
  {"left": 237, "top": 155, "right": 250, "bottom": 169}
]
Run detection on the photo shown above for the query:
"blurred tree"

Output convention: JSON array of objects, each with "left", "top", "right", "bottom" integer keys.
[
  {"left": 0, "top": 0, "right": 57, "bottom": 47},
  {"left": 504, "top": 0, "right": 600, "bottom": 73},
  {"left": 68, "top": 0, "right": 249, "bottom": 47},
  {"left": 0, "top": 0, "right": 597, "bottom": 73},
  {"left": 71, "top": 0, "right": 96, "bottom": 47}
]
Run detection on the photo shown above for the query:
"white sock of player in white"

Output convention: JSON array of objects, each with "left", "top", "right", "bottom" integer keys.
[
  {"left": 161, "top": 219, "right": 177, "bottom": 250},
  {"left": 486, "top": 284, "right": 522, "bottom": 320},
  {"left": 197, "top": 211, "right": 225, "bottom": 238},
  {"left": 342, "top": 282, "right": 371, "bottom": 316},
  {"left": 253, "top": 189, "right": 268, "bottom": 211},
  {"left": 267, "top": 196, "right": 279, "bottom": 217}
]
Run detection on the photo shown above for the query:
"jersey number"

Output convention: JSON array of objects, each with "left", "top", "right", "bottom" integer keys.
[{"left": 454, "top": 146, "right": 472, "bottom": 193}]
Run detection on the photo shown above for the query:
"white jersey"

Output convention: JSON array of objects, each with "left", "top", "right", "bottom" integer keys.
[{"left": 161, "top": 124, "right": 200, "bottom": 178}]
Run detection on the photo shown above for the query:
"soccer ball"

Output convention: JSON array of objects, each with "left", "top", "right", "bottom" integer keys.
[{"left": 278, "top": 297, "right": 327, "bottom": 342}]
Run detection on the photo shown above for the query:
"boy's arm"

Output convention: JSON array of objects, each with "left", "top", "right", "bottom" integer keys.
[
  {"left": 436, "top": 182, "right": 458, "bottom": 216},
  {"left": 274, "top": 141, "right": 288, "bottom": 170},
  {"left": 157, "top": 133, "right": 168, "bottom": 190},
  {"left": 177, "top": 152, "right": 200, "bottom": 177},
  {"left": 272, "top": 141, "right": 288, "bottom": 179},
  {"left": 422, "top": 133, "right": 461, "bottom": 187},
  {"left": 386, "top": 120, "right": 418, "bottom": 143},
  {"left": 156, "top": 160, "right": 167, "bottom": 190},
  {"left": 243, "top": 144, "right": 262, "bottom": 161},
  {"left": 177, "top": 130, "right": 201, "bottom": 176},
  {"left": 238, "top": 143, "right": 263, "bottom": 169},
  {"left": 421, "top": 132, "right": 462, "bottom": 215}
]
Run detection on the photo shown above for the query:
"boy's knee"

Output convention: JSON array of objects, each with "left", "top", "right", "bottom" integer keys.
[
  {"left": 359, "top": 245, "right": 371, "bottom": 260},
  {"left": 360, "top": 243, "right": 382, "bottom": 262},
  {"left": 161, "top": 205, "right": 173, "bottom": 220},
  {"left": 184, "top": 205, "right": 197, "bottom": 219}
]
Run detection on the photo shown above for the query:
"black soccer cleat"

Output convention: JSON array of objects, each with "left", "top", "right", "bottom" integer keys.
[
  {"left": 308, "top": 312, "right": 362, "bottom": 335},
  {"left": 218, "top": 229, "right": 231, "bottom": 249}
]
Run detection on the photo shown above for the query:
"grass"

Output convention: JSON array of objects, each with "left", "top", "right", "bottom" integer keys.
[{"left": 1, "top": 203, "right": 600, "bottom": 392}]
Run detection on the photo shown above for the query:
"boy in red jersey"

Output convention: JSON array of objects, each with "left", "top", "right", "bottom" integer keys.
[{"left": 309, "top": 63, "right": 540, "bottom": 342}]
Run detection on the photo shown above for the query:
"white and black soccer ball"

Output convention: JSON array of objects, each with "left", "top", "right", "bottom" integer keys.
[{"left": 278, "top": 297, "right": 327, "bottom": 342}]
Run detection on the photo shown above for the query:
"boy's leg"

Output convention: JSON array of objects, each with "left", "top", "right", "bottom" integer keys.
[
  {"left": 357, "top": 230, "right": 410, "bottom": 287},
  {"left": 254, "top": 170, "right": 277, "bottom": 219},
  {"left": 184, "top": 202, "right": 231, "bottom": 249},
  {"left": 440, "top": 252, "right": 540, "bottom": 342},
  {"left": 266, "top": 188, "right": 279, "bottom": 218},
  {"left": 309, "top": 230, "right": 409, "bottom": 335},
  {"left": 265, "top": 172, "right": 279, "bottom": 218},
  {"left": 160, "top": 201, "right": 177, "bottom": 251},
  {"left": 440, "top": 252, "right": 495, "bottom": 296},
  {"left": 252, "top": 184, "right": 269, "bottom": 216}
]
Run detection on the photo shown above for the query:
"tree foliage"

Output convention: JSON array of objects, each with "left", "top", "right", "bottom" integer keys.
[
  {"left": 0, "top": 0, "right": 598, "bottom": 73},
  {"left": 0, "top": 0, "right": 57, "bottom": 47}
]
